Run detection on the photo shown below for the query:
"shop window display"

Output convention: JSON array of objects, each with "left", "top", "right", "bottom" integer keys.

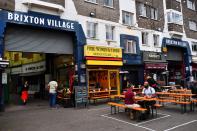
[{"left": 88, "top": 69, "right": 119, "bottom": 98}]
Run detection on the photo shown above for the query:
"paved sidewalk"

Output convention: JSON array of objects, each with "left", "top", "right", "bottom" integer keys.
[{"left": 1, "top": 100, "right": 197, "bottom": 131}]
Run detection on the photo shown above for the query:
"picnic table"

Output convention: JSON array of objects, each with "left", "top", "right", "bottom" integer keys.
[{"left": 156, "top": 91, "right": 196, "bottom": 113}]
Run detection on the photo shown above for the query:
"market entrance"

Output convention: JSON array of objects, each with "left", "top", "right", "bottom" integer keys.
[
  {"left": 166, "top": 46, "right": 186, "bottom": 85},
  {"left": 4, "top": 24, "right": 76, "bottom": 104}
]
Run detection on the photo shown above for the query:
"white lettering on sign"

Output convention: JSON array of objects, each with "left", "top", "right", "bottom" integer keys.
[
  {"left": 165, "top": 39, "right": 187, "bottom": 47},
  {"left": 22, "top": 61, "right": 46, "bottom": 74},
  {"left": 7, "top": 12, "right": 75, "bottom": 30}
]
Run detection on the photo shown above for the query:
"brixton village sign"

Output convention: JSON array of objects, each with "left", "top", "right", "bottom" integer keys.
[{"left": 6, "top": 11, "right": 75, "bottom": 30}]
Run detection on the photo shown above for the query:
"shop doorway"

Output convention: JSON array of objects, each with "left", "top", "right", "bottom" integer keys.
[
  {"left": 168, "top": 61, "right": 184, "bottom": 85},
  {"left": 3, "top": 24, "right": 76, "bottom": 105},
  {"left": 166, "top": 46, "right": 185, "bottom": 85}
]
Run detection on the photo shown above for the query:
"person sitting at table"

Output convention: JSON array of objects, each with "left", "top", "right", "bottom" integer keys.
[
  {"left": 124, "top": 87, "right": 140, "bottom": 120},
  {"left": 138, "top": 81, "right": 156, "bottom": 115}
]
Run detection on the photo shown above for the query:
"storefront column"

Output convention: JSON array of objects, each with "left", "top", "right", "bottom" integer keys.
[
  {"left": 0, "top": 19, "right": 6, "bottom": 112},
  {"left": 75, "top": 24, "right": 86, "bottom": 87},
  {"left": 0, "top": 70, "right": 4, "bottom": 112}
]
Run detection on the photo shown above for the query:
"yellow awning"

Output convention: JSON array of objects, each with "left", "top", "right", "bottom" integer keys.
[{"left": 86, "top": 60, "right": 123, "bottom": 66}]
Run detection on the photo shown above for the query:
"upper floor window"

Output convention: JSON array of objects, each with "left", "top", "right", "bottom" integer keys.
[
  {"left": 138, "top": 3, "right": 158, "bottom": 20},
  {"left": 187, "top": 0, "right": 196, "bottom": 10},
  {"left": 192, "top": 42, "right": 197, "bottom": 52},
  {"left": 104, "top": 0, "right": 113, "bottom": 7},
  {"left": 138, "top": 3, "right": 147, "bottom": 17},
  {"left": 87, "top": 22, "right": 98, "bottom": 39},
  {"left": 189, "top": 21, "right": 197, "bottom": 31},
  {"left": 124, "top": 40, "right": 137, "bottom": 54},
  {"left": 153, "top": 34, "right": 160, "bottom": 47},
  {"left": 85, "top": 0, "right": 97, "bottom": 4},
  {"left": 122, "top": 11, "right": 134, "bottom": 26},
  {"left": 106, "top": 25, "right": 115, "bottom": 40},
  {"left": 142, "top": 32, "right": 148, "bottom": 45},
  {"left": 151, "top": 8, "right": 158, "bottom": 20},
  {"left": 167, "top": 11, "right": 183, "bottom": 25}
]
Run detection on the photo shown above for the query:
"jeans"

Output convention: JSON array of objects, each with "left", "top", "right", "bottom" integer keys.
[{"left": 49, "top": 93, "right": 56, "bottom": 107}]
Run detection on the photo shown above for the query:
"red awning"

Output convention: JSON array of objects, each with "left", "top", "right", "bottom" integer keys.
[{"left": 145, "top": 63, "right": 167, "bottom": 69}]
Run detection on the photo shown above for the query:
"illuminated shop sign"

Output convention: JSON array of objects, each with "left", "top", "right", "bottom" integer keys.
[{"left": 84, "top": 45, "right": 122, "bottom": 58}]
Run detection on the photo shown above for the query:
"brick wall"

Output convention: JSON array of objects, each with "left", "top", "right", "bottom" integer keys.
[
  {"left": 0, "top": 0, "right": 15, "bottom": 11},
  {"left": 182, "top": 1, "right": 197, "bottom": 39},
  {"left": 72, "top": 0, "right": 120, "bottom": 22},
  {"left": 168, "top": 23, "right": 183, "bottom": 33},
  {"left": 135, "top": 0, "right": 164, "bottom": 31}
]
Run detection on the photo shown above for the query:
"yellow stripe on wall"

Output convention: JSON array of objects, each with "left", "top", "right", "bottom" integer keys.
[{"left": 86, "top": 60, "right": 123, "bottom": 66}]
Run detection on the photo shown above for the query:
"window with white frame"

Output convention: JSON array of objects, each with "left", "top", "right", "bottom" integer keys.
[
  {"left": 187, "top": 0, "right": 196, "bottom": 10},
  {"left": 87, "top": 22, "right": 98, "bottom": 38},
  {"left": 85, "top": 0, "right": 97, "bottom": 3},
  {"left": 104, "top": 0, "right": 113, "bottom": 7},
  {"left": 192, "top": 42, "right": 197, "bottom": 51},
  {"left": 124, "top": 40, "right": 137, "bottom": 54},
  {"left": 189, "top": 21, "right": 197, "bottom": 31},
  {"left": 122, "top": 11, "right": 134, "bottom": 26},
  {"left": 106, "top": 25, "right": 115, "bottom": 40},
  {"left": 138, "top": 3, "right": 147, "bottom": 17},
  {"left": 142, "top": 32, "right": 148, "bottom": 45},
  {"left": 153, "top": 34, "right": 159, "bottom": 47},
  {"left": 151, "top": 8, "right": 158, "bottom": 20},
  {"left": 167, "top": 11, "right": 183, "bottom": 25}
]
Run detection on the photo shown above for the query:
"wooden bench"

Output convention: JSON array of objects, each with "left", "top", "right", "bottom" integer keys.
[
  {"left": 157, "top": 98, "right": 193, "bottom": 113},
  {"left": 175, "top": 101, "right": 192, "bottom": 113},
  {"left": 151, "top": 104, "right": 162, "bottom": 117},
  {"left": 107, "top": 102, "right": 147, "bottom": 121},
  {"left": 57, "top": 95, "right": 71, "bottom": 108},
  {"left": 90, "top": 95, "right": 110, "bottom": 104}
]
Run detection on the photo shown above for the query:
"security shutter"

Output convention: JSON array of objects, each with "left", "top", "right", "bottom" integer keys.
[
  {"left": 167, "top": 46, "right": 183, "bottom": 61},
  {"left": 4, "top": 25, "right": 74, "bottom": 54}
]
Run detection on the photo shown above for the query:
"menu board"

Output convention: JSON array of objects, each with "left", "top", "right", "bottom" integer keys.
[{"left": 74, "top": 86, "right": 88, "bottom": 108}]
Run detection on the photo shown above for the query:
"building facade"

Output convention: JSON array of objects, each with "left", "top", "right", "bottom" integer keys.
[
  {"left": 0, "top": 0, "right": 197, "bottom": 110},
  {"left": 0, "top": 0, "right": 86, "bottom": 111}
]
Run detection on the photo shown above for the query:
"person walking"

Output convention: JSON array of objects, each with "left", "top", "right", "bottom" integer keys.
[
  {"left": 21, "top": 81, "right": 29, "bottom": 105},
  {"left": 48, "top": 79, "right": 58, "bottom": 108}
]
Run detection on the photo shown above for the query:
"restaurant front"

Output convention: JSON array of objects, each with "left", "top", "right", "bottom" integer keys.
[
  {"left": 84, "top": 45, "right": 123, "bottom": 98},
  {"left": 143, "top": 51, "right": 167, "bottom": 86},
  {"left": 120, "top": 34, "right": 143, "bottom": 90}
]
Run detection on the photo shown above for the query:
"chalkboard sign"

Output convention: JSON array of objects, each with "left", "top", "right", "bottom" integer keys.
[{"left": 74, "top": 86, "right": 88, "bottom": 108}]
